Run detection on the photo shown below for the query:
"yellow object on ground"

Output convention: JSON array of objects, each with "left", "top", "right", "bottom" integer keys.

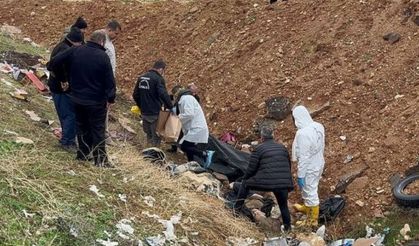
[{"left": 131, "top": 106, "right": 141, "bottom": 115}]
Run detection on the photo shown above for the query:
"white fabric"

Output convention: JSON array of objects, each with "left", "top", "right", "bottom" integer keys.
[
  {"left": 104, "top": 34, "right": 116, "bottom": 76},
  {"left": 292, "top": 105, "right": 325, "bottom": 206},
  {"left": 178, "top": 95, "right": 209, "bottom": 144}
]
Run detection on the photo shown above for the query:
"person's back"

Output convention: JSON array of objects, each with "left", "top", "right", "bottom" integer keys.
[
  {"left": 134, "top": 70, "right": 168, "bottom": 115},
  {"left": 245, "top": 139, "right": 293, "bottom": 191},
  {"left": 67, "top": 41, "right": 115, "bottom": 105}
]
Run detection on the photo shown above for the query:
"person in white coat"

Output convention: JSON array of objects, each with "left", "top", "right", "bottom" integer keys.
[
  {"left": 291, "top": 105, "right": 325, "bottom": 226},
  {"left": 175, "top": 89, "right": 214, "bottom": 166}
]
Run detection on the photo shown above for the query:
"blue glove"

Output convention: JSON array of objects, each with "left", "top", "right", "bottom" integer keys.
[
  {"left": 297, "top": 177, "right": 305, "bottom": 189},
  {"left": 170, "top": 107, "right": 176, "bottom": 115}
]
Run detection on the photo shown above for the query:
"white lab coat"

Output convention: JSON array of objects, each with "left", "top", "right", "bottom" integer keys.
[
  {"left": 292, "top": 105, "right": 325, "bottom": 206},
  {"left": 178, "top": 95, "right": 209, "bottom": 144}
]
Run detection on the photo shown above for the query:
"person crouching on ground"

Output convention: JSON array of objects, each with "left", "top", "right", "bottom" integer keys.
[
  {"left": 291, "top": 105, "right": 325, "bottom": 227},
  {"left": 48, "top": 27, "right": 83, "bottom": 152},
  {"left": 233, "top": 126, "right": 293, "bottom": 231},
  {"left": 175, "top": 88, "right": 214, "bottom": 167},
  {"left": 132, "top": 60, "right": 173, "bottom": 147}
]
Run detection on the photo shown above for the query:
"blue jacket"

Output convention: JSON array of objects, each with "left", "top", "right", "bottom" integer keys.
[{"left": 47, "top": 41, "right": 116, "bottom": 105}]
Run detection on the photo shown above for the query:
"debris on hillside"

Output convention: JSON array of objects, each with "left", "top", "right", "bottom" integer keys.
[
  {"left": 89, "top": 185, "right": 105, "bottom": 198},
  {"left": 15, "top": 136, "right": 34, "bottom": 144},
  {"left": 116, "top": 219, "right": 135, "bottom": 239}
]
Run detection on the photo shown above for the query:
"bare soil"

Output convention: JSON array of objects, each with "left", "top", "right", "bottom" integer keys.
[
  {"left": 0, "top": 0, "right": 418, "bottom": 230},
  {"left": 404, "top": 180, "right": 419, "bottom": 195}
]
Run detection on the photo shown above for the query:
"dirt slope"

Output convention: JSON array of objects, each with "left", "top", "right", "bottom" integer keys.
[{"left": 0, "top": 0, "right": 418, "bottom": 224}]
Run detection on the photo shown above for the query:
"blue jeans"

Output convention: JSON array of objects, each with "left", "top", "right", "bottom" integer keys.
[{"left": 52, "top": 93, "right": 76, "bottom": 146}]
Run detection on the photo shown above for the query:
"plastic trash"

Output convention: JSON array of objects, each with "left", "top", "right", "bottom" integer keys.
[
  {"left": 316, "top": 225, "right": 326, "bottom": 239},
  {"left": 329, "top": 239, "right": 355, "bottom": 246}
]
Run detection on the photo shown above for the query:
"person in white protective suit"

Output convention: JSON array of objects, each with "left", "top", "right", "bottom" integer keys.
[
  {"left": 291, "top": 105, "right": 325, "bottom": 226},
  {"left": 175, "top": 89, "right": 214, "bottom": 166}
]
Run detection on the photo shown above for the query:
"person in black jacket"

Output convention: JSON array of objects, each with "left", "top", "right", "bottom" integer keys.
[
  {"left": 233, "top": 126, "right": 293, "bottom": 231},
  {"left": 48, "top": 30, "right": 116, "bottom": 168},
  {"left": 132, "top": 60, "right": 173, "bottom": 147},
  {"left": 48, "top": 27, "right": 83, "bottom": 152}
]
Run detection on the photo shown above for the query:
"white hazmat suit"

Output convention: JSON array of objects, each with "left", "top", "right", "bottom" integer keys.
[{"left": 292, "top": 106, "right": 325, "bottom": 207}]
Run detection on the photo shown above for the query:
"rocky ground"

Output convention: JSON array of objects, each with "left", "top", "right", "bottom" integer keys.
[{"left": 0, "top": 0, "right": 418, "bottom": 234}]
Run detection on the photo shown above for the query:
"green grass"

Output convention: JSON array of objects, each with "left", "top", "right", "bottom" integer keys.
[{"left": 0, "top": 33, "right": 47, "bottom": 56}]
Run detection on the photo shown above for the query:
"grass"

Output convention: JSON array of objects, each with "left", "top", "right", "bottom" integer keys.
[
  {"left": 0, "top": 33, "right": 47, "bottom": 56},
  {"left": 0, "top": 31, "right": 263, "bottom": 245}
]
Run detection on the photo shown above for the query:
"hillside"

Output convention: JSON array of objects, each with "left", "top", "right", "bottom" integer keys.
[{"left": 0, "top": 0, "right": 418, "bottom": 243}]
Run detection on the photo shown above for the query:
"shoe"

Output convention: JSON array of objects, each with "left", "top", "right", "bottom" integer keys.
[
  {"left": 204, "top": 150, "right": 215, "bottom": 168},
  {"left": 293, "top": 203, "right": 308, "bottom": 213},
  {"left": 61, "top": 144, "right": 78, "bottom": 153},
  {"left": 296, "top": 205, "right": 319, "bottom": 227}
]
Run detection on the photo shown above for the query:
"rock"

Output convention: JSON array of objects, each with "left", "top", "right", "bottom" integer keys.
[
  {"left": 339, "top": 135, "right": 347, "bottom": 141},
  {"left": 368, "top": 147, "right": 376, "bottom": 153},
  {"left": 373, "top": 208, "right": 384, "bottom": 218},
  {"left": 343, "top": 155, "right": 353, "bottom": 164},
  {"left": 265, "top": 96, "right": 291, "bottom": 121},
  {"left": 0, "top": 24, "right": 22, "bottom": 37},
  {"left": 355, "top": 200, "right": 365, "bottom": 207},
  {"left": 383, "top": 33, "right": 401, "bottom": 44},
  {"left": 189, "top": 6, "right": 199, "bottom": 13},
  {"left": 347, "top": 176, "right": 369, "bottom": 193},
  {"left": 335, "top": 166, "right": 368, "bottom": 193}
]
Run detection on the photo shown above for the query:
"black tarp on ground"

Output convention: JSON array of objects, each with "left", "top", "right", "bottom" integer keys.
[{"left": 194, "top": 135, "right": 250, "bottom": 181}]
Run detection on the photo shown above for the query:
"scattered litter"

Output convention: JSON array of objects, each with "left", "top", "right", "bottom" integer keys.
[
  {"left": 3, "top": 129, "right": 18, "bottom": 135},
  {"left": 1, "top": 78, "right": 13, "bottom": 86},
  {"left": 96, "top": 239, "right": 119, "bottom": 246},
  {"left": 116, "top": 219, "right": 134, "bottom": 239},
  {"left": 15, "top": 136, "right": 34, "bottom": 144},
  {"left": 316, "top": 225, "right": 326, "bottom": 239},
  {"left": 167, "top": 161, "right": 206, "bottom": 176},
  {"left": 365, "top": 225, "right": 374, "bottom": 238},
  {"left": 67, "top": 170, "right": 76, "bottom": 176},
  {"left": 89, "top": 185, "right": 105, "bottom": 198},
  {"left": 22, "top": 209, "right": 35, "bottom": 218},
  {"left": 297, "top": 233, "right": 326, "bottom": 246},
  {"left": 145, "top": 235, "right": 166, "bottom": 246},
  {"left": 69, "top": 225, "right": 78, "bottom": 237},
  {"left": 25, "top": 110, "right": 41, "bottom": 121},
  {"left": 143, "top": 195, "right": 156, "bottom": 207},
  {"left": 329, "top": 239, "right": 355, "bottom": 246},
  {"left": 400, "top": 224, "right": 411, "bottom": 240},
  {"left": 42, "top": 95, "right": 53, "bottom": 102},
  {"left": 0, "top": 62, "right": 13, "bottom": 73},
  {"left": 263, "top": 237, "right": 288, "bottom": 246},
  {"left": 142, "top": 211, "right": 161, "bottom": 220},
  {"left": 104, "top": 230, "right": 112, "bottom": 237},
  {"left": 158, "top": 213, "right": 182, "bottom": 241},
  {"left": 118, "top": 194, "right": 127, "bottom": 203},
  {"left": 9, "top": 89, "right": 29, "bottom": 101},
  {"left": 394, "top": 94, "right": 404, "bottom": 99},
  {"left": 24, "top": 71, "right": 48, "bottom": 92},
  {"left": 179, "top": 171, "right": 222, "bottom": 198},
  {"left": 227, "top": 237, "right": 258, "bottom": 246}
]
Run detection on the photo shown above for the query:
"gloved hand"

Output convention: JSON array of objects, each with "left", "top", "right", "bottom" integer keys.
[
  {"left": 170, "top": 107, "right": 177, "bottom": 115},
  {"left": 297, "top": 177, "right": 305, "bottom": 189}
]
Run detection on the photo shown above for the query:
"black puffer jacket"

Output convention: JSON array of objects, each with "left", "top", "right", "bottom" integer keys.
[{"left": 243, "top": 139, "right": 294, "bottom": 191}]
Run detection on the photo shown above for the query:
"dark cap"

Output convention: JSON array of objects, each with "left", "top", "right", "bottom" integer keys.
[
  {"left": 72, "top": 16, "right": 87, "bottom": 29},
  {"left": 66, "top": 27, "right": 83, "bottom": 43}
]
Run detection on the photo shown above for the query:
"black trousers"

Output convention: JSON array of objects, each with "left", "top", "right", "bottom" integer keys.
[
  {"left": 74, "top": 102, "right": 108, "bottom": 165},
  {"left": 234, "top": 182, "right": 291, "bottom": 228},
  {"left": 180, "top": 140, "right": 206, "bottom": 162}
]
